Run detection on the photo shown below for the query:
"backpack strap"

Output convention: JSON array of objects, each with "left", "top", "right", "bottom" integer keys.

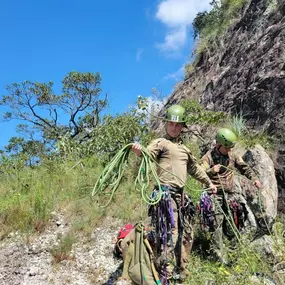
[
  {"left": 122, "top": 242, "right": 134, "bottom": 279},
  {"left": 143, "top": 234, "right": 161, "bottom": 284},
  {"left": 135, "top": 223, "right": 161, "bottom": 285}
]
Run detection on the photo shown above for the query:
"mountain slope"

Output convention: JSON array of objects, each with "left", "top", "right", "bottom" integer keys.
[{"left": 164, "top": 0, "right": 285, "bottom": 199}]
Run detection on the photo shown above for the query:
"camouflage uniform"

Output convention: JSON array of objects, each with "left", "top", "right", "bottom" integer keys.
[
  {"left": 199, "top": 147, "right": 259, "bottom": 263},
  {"left": 146, "top": 135, "right": 213, "bottom": 281}
]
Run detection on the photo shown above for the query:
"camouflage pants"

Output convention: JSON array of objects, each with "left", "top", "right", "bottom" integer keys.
[
  {"left": 210, "top": 194, "right": 228, "bottom": 264},
  {"left": 170, "top": 192, "right": 193, "bottom": 272},
  {"left": 210, "top": 190, "right": 257, "bottom": 264}
]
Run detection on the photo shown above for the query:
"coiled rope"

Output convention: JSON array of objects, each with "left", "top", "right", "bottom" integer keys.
[
  {"left": 92, "top": 143, "right": 216, "bottom": 207},
  {"left": 92, "top": 143, "right": 162, "bottom": 207}
]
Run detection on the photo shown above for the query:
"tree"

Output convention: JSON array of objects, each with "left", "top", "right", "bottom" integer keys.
[
  {"left": 192, "top": 0, "right": 221, "bottom": 39},
  {"left": 4, "top": 136, "right": 47, "bottom": 166},
  {"left": 192, "top": 11, "right": 209, "bottom": 39},
  {"left": 0, "top": 71, "right": 107, "bottom": 145},
  {"left": 56, "top": 108, "right": 155, "bottom": 162},
  {"left": 192, "top": 0, "right": 247, "bottom": 40}
]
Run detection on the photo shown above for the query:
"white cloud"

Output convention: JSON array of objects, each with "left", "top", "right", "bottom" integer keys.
[
  {"left": 146, "top": 96, "right": 166, "bottom": 111},
  {"left": 163, "top": 65, "right": 184, "bottom": 81},
  {"left": 136, "top": 48, "right": 144, "bottom": 62},
  {"left": 155, "top": 0, "right": 212, "bottom": 53},
  {"left": 156, "top": 27, "right": 187, "bottom": 53},
  {"left": 156, "top": 0, "right": 211, "bottom": 27},
  {"left": 143, "top": 96, "right": 167, "bottom": 122},
  {"left": 133, "top": 94, "right": 167, "bottom": 123}
]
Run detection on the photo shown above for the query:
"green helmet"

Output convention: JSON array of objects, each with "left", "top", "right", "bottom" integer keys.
[
  {"left": 165, "top": 105, "right": 186, "bottom": 123},
  {"left": 216, "top": 128, "right": 237, "bottom": 148}
]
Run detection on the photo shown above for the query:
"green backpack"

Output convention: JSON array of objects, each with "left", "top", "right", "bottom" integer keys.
[{"left": 122, "top": 222, "right": 161, "bottom": 285}]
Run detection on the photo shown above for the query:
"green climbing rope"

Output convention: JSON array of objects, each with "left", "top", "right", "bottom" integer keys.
[
  {"left": 92, "top": 143, "right": 162, "bottom": 207},
  {"left": 92, "top": 142, "right": 217, "bottom": 207}
]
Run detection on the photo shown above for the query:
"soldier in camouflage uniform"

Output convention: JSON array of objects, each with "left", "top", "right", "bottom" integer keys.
[
  {"left": 199, "top": 128, "right": 261, "bottom": 264},
  {"left": 132, "top": 105, "right": 216, "bottom": 284}
]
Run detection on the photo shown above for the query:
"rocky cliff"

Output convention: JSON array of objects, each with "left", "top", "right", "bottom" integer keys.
[{"left": 162, "top": 0, "right": 285, "bottom": 200}]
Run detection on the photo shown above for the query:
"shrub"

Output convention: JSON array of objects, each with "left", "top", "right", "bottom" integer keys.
[{"left": 192, "top": 0, "right": 248, "bottom": 54}]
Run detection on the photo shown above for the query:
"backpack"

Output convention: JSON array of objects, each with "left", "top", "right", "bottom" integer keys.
[
  {"left": 113, "top": 223, "right": 135, "bottom": 258},
  {"left": 121, "top": 222, "right": 161, "bottom": 285}
]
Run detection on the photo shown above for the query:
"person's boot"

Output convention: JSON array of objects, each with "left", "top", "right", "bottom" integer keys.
[{"left": 178, "top": 268, "right": 190, "bottom": 282}]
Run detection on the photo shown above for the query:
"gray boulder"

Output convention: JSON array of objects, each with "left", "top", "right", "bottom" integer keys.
[{"left": 243, "top": 144, "right": 278, "bottom": 222}]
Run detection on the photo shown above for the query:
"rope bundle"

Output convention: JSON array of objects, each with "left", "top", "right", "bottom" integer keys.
[{"left": 92, "top": 143, "right": 162, "bottom": 207}]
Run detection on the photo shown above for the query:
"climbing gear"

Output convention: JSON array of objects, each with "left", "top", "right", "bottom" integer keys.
[
  {"left": 181, "top": 192, "right": 196, "bottom": 219},
  {"left": 148, "top": 186, "right": 175, "bottom": 284},
  {"left": 165, "top": 105, "right": 186, "bottom": 123},
  {"left": 198, "top": 191, "right": 216, "bottom": 232},
  {"left": 216, "top": 128, "right": 237, "bottom": 148},
  {"left": 148, "top": 185, "right": 195, "bottom": 284},
  {"left": 222, "top": 198, "right": 247, "bottom": 238},
  {"left": 114, "top": 223, "right": 135, "bottom": 258},
  {"left": 121, "top": 222, "right": 161, "bottom": 285}
]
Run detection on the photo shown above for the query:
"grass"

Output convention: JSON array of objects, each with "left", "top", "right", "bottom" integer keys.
[
  {"left": 228, "top": 113, "right": 247, "bottom": 138},
  {"left": 185, "top": 226, "right": 275, "bottom": 284},
  {"left": 0, "top": 144, "right": 283, "bottom": 282},
  {"left": 51, "top": 232, "right": 75, "bottom": 263},
  {"left": 225, "top": 114, "right": 276, "bottom": 150},
  {"left": 0, "top": 156, "right": 97, "bottom": 238},
  {"left": 0, "top": 153, "right": 148, "bottom": 239}
]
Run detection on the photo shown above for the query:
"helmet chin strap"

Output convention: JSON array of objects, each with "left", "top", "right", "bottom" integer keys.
[
  {"left": 216, "top": 144, "right": 224, "bottom": 155},
  {"left": 165, "top": 123, "right": 182, "bottom": 139},
  {"left": 165, "top": 132, "right": 181, "bottom": 142}
]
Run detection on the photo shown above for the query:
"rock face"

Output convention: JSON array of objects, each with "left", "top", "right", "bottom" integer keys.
[
  {"left": 243, "top": 145, "right": 278, "bottom": 220},
  {"left": 161, "top": 0, "right": 285, "bottom": 199}
]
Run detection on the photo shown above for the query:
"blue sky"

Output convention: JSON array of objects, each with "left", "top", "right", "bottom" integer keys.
[{"left": 0, "top": 0, "right": 211, "bottom": 149}]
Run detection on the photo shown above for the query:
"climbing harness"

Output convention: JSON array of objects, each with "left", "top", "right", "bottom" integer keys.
[
  {"left": 148, "top": 185, "right": 195, "bottom": 284},
  {"left": 148, "top": 186, "right": 175, "bottom": 285}
]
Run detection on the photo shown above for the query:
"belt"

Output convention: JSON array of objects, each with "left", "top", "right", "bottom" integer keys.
[
  {"left": 158, "top": 184, "right": 184, "bottom": 194},
  {"left": 155, "top": 184, "right": 185, "bottom": 208}
]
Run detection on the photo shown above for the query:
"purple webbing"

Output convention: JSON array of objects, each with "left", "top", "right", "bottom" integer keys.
[
  {"left": 160, "top": 200, "right": 168, "bottom": 251},
  {"left": 160, "top": 199, "right": 170, "bottom": 285},
  {"left": 167, "top": 197, "right": 175, "bottom": 228}
]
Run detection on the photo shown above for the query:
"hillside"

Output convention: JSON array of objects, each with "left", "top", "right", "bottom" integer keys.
[
  {"left": 161, "top": 0, "right": 285, "bottom": 202},
  {"left": 1, "top": 1, "right": 285, "bottom": 284}
]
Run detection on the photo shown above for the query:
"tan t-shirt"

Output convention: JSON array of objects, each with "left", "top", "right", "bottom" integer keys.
[{"left": 147, "top": 137, "right": 212, "bottom": 189}]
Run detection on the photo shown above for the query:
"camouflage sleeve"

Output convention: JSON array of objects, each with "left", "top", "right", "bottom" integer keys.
[
  {"left": 234, "top": 155, "right": 258, "bottom": 181},
  {"left": 187, "top": 152, "right": 213, "bottom": 187},
  {"left": 146, "top": 138, "right": 164, "bottom": 161},
  {"left": 199, "top": 152, "right": 215, "bottom": 178}
]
